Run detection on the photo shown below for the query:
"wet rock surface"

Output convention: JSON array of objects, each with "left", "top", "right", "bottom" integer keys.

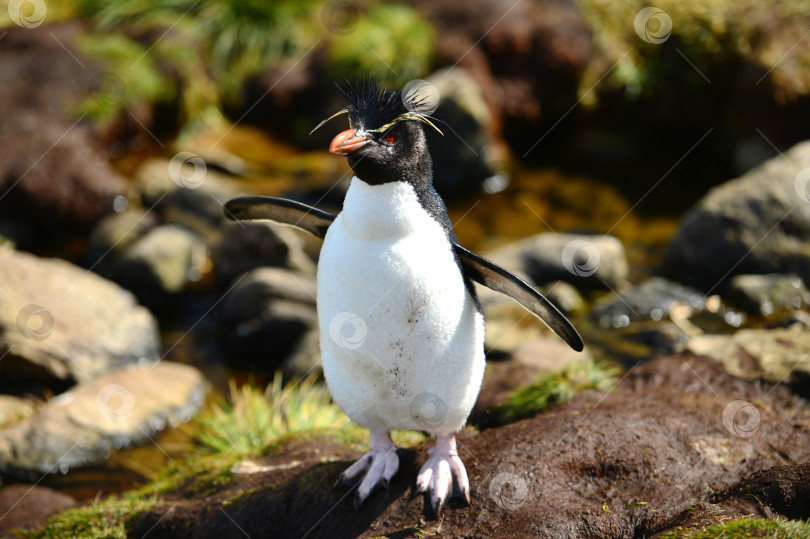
[
  {"left": 127, "top": 354, "right": 810, "bottom": 538},
  {"left": 683, "top": 326, "right": 810, "bottom": 385},
  {"left": 485, "top": 232, "right": 629, "bottom": 290},
  {"left": 0, "top": 246, "right": 160, "bottom": 387},
  {"left": 726, "top": 273, "right": 810, "bottom": 316},
  {"left": 663, "top": 141, "right": 810, "bottom": 290},
  {"left": 0, "top": 362, "right": 206, "bottom": 479}
]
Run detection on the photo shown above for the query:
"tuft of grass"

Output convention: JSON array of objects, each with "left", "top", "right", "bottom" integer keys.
[
  {"left": 660, "top": 517, "right": 810, "bottom": 538},
  {"left": 191, "top": 374, "right": 358, "bottom": 456},
  {"left": 493, "top": 358, "right": 620, "bottom": 425}
]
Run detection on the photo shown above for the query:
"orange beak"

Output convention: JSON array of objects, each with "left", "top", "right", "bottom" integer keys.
[{"left": 329, "top": 129, "right": 369, "bottom": 155}]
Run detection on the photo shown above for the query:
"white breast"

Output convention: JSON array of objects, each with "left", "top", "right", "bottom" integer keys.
[{"left": 317, "top": 178, "right": 485, "bottom": 437}]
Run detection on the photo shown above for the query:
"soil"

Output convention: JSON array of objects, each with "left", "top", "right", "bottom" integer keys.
[{"left": 128, "top": 354, "right": 810, "bottom": 538}]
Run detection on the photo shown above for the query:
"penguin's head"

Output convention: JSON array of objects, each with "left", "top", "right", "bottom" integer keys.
[{"left": 312, "top": 80, "right": 443, "bottom": 186}]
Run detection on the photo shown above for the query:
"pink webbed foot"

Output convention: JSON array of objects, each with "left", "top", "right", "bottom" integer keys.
[
  {"left": 336, "top": 431, "right": 399, "bottom": 510},
  {"left": 413, "top": 434, "right": 470, "bottom": 516}
]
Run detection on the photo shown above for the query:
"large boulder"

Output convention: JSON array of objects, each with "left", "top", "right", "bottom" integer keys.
[
  {"left": 0, "top": 246, "right": 160, "bottom": 386},
  {"left": 0, "top": 23, "right": 127, "bottom": 249},
  {"left": 663, "top": 141, "right": 810, "bottom": 290},
  {"left": 0, "top": 362, "right": 206, "bottom": 479}
]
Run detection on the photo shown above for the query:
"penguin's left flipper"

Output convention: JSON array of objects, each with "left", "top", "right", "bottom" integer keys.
[
  {"left": 224, "top": 196, "right": 334, "bottom": 238},
  {"left": 453, "top": 244, "right": 584, "bottom": 352}
]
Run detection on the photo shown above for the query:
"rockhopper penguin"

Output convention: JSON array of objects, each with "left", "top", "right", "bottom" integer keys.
[{"left": 224, "top": 80, "right": 583, "bottom": 516}]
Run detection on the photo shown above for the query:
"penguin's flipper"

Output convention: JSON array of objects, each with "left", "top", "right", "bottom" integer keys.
[
  {"left": 453, "top": 244, "right": 584, "bottom": 352},
  {"left": 223, "top": 196, "right": 336, "bottom": 239}
]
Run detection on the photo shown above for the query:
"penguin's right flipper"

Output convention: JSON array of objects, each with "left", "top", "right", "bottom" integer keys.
[{"left": 224, "top": 196, "right": 336, "bottom": 239}]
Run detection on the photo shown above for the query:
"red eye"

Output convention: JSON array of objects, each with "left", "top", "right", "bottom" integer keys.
[{"left": 385, "top": 134, "right": 396, "bottom": 143}]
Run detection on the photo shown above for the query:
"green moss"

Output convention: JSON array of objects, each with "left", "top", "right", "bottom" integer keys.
[
  {"left": 660, "top": 517, "right": 810, "bottom": 538},
  {"left": 21, "top": 495, "right": 159, "bottom": 539},
  {"left": 493, "top": 358, "right": 620, "bottom": 425}
]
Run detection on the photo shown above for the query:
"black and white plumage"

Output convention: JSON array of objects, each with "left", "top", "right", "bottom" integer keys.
[{"left": 224, "top": 81, "right": 582, "bottom": 516}]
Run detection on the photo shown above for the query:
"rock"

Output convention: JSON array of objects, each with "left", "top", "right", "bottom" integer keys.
[
  {"left": 214, "top": 222, "right": 316, "bottom": 288},
  {"left": 726, "top": 273, "right": 810, "bottom": 316},
  {"left": 683, "top": 327, "right": 810, "bottom": 384},
  {"left": 0, "top": 362, "right": 206, "bottom": 479},
  {"left": 543, "top": 280, "right": 584, "bottom": 314},
  {"left": 0, "top": 484, "right": 77, "bottom": 536},
  {"left": 663, "top": 141, "right": 810, "bottom": 290},
  {"left": 219, "top": 268, "right": 318, "bottom": 371},
  {"left": 85, "top": 207, "right": 160, "bottom": 272},
  {"left": 0, "top": 395, "right": 34, "bottom": 429},
  {"left": 127, "top": 354, "right": 810, "bottom": 538},
  {"left": 591, "top": 277, "right": 708, "bottom": 327},
  {"left": 114, "top": 224, "right": 209, "bottom": 306},
  {"left": 0, "top": 246, "right": 160, "bottom": 386},
  {"left": 422, "top": 67, "right": 509, "bottom": 198},
  {"left": 485, "top": 232, "right": 629, "bottom": 290},
  {"left": 0, "top": 23, "right": 127, "bottom": 249}
]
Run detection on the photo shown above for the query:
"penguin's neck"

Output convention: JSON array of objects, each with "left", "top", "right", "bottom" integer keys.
[{"left": 341, "top": 177, "right": 436, "bottom": 241}]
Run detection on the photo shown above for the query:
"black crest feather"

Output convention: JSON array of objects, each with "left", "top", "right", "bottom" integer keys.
[
  {"left": 308, "top": 79, "right": 442, "bottom": 136},
  {"left": 337, "top": 79, "right": 407, "bottom": 132}
]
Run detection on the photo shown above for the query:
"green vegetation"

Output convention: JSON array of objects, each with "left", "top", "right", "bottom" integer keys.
[
  {"left": 191, "top": 374, "right": 359, "bottom": 455},
  {"left": 493, "top": 358, "right": 620, "bottom": 424},
  {"left": 26, "top": 375, "right": 423, "bottom": 537},
  {"left": 328, "top": 3, "right": 435, "bottom": 87},
  {"left": 660, "top": 517, "right": 810, "bottom": 538},
  {"left": 11, "top": 0, "right": 435, "bottom": 129},
  {"left": 574, "top": 0, "right": 810, "bottom": 102}
]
